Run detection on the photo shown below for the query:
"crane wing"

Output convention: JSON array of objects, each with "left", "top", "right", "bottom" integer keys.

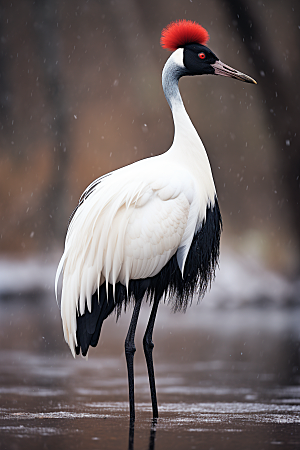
[
  {"left": 55, "top": 156, "right": 203, "bottom": 354},
  {"left": 120, "top": 190, "right": 190, "bottom": 281}
]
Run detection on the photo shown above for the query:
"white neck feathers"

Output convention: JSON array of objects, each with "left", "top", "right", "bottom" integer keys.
[{"left": 162, "top": 49, "right": 216, "bottom": 204}]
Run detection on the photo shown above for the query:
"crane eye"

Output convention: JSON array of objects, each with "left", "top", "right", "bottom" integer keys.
[{"left": 198, "top": 52, "right": 206, "bottom": 59}]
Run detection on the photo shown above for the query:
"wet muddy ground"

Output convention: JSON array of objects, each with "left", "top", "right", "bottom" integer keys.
[{"left": 0, "top": 297, "right": 299, "bottom": 449}]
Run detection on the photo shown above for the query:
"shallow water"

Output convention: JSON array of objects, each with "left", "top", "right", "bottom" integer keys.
[{"left": 0, "top": 298, "right": 299, "bottom": 449}]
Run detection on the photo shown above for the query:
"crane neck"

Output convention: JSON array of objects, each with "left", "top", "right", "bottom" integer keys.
[
  {"left": 162, "top": 49, "right": 216, "bottom": 203},
  {"left": 162, "top": 50, "right": 186, "bottom": 111},
  {"left": 162, "top": 49, "right": 206, "bottom": 156}
]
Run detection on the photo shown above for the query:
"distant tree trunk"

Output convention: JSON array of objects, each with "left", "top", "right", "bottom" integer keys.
[
  {"left": 33, "top": 0, "right": 69, "bottom": 242},
  {"left": 0, "top": 3, "right": 10, "bottom": 129},
  {"left": 224, "top": 0, "right": 300, "bottom": 272}
]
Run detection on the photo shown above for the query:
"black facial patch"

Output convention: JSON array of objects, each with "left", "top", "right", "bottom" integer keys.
[{"left": 183, "top": 44, "right": 218, "bottom": 76}]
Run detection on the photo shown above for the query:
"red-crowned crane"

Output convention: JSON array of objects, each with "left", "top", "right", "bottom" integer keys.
[{"left": 55, "top": 20, "right": 256, "bottom": 421}]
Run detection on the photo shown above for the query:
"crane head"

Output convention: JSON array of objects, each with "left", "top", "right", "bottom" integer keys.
[
  {"left": 161, "top": 20, "right": 257, "bottom": 85},
  {"left": 184, "top": 43, "right": 257, "bottom": 84}
]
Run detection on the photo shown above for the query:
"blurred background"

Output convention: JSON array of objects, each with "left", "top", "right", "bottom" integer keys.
[
  {"left": 0, "top": 0, "right": 299, "bottom": 273},
  {"left": 0, "top": 0, "right": 299, "bottom": 330},
  {"left": 0, "top": 1, "right": 300, "bottom": 447},
  {"left": 0, "top": 0, "right": 299, "bottom": 338}
]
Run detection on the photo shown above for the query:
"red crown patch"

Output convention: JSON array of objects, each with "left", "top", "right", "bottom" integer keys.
[{"left": 160, "top": 20, "right": 209, "bottom": 51}]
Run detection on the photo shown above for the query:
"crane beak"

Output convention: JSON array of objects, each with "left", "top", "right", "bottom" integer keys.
[{"left": 212, "top": 60, "right": 257, "bottom": 84}]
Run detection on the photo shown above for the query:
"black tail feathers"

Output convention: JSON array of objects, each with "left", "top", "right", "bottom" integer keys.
[{"left": 75, "top": 285, "right": 115, "bottom": 356}]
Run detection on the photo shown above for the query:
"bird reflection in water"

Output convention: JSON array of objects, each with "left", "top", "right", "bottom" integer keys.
[{"left": 128, "top": 419, "right": 157, "bottom": 450}]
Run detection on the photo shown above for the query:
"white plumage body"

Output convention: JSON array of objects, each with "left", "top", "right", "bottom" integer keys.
[
  {"left": 56, "top": 49, "right": 217, "bottom": 357},
  {"left": 54, "top": 19, "right": 258, "bottom": 423}
]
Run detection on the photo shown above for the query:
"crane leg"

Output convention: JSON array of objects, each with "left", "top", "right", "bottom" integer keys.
[
  {"left": 125, "top": 297, "right": 143, "bottom": 422},
  {"left": 143, "top": 297, "right": 159, "bottom": 419},
  {"left": 128, "top": 421, "right": 134, "bottom": 450}
]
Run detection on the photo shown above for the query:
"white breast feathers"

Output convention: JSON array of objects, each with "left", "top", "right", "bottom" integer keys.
[{"left": 55, "top": 155, "right": 212, "bottom": 354}]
